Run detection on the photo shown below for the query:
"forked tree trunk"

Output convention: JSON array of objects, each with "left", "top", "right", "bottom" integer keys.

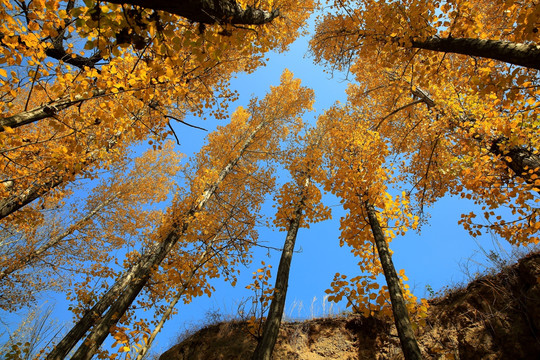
[
  {"left": 364, "top": 202, "right": 423, "bottom": 360},
  {"left": 47, "top": 119, "right": 270, "bottom": 360},
  {"left": 251, "top": 180, "right": 308, "bottom": 360}
]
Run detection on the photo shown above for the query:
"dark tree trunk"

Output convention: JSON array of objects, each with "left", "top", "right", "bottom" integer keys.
[
  {"left": 69, "top": 228, "right": 185, "bottom": 360},
  {"left": 46, "top": 117, "right": 270, "bottom": 360},
  {"left": 365, "top": 202, "right": 423, "bottom": 360},
  {"left": 410, "top": 37, "right": 540, "bottom": 70},
  {"left": 106, "top": 0, "right": 279, "bottom": 25},
  {"left": 489, "top": 139, "right": 540, "bottom": 185},
  {"left": 252, "top": 185, "right": 306, "bottom": 360},
  {"left": 45, "top": 229, "right": 181, "bottom": 360}
]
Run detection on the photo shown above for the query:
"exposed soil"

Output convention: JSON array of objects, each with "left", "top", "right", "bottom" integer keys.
[{"left": 160, "top": 252, "right": 540, "bottom": 360}]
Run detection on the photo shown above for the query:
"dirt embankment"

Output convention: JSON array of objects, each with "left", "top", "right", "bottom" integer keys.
[{"left": 160, "top": 253, "right": 540, "bottom": 359}]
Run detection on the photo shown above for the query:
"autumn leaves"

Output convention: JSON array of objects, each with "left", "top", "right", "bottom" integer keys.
[{"left": 1, "top": 0, "right": 539, "bottom": 359}]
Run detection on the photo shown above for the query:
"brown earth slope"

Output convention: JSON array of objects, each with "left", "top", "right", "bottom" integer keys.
[{"left": 160, "top": 253, "right": 540, "bottom": 359}]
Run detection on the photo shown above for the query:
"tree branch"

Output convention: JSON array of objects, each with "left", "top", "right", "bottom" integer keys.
[
  {"left": 410, "top": 37, "right": 540, "bottom": 71},
  {"left": 105, "top": 0, "right": 280, "bottom": 25}
]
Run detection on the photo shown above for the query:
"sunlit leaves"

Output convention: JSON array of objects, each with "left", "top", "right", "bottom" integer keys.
[
  {"left": 312, "top": 0, "right": 540, "bottom": 248},
  {"left": 0, "top": 142, "right": 182, "bottom": 312}
]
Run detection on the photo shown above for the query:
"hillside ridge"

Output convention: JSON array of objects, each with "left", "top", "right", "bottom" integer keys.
[{"left": 160, "top": 252, "right": 540, "bottom": 359}]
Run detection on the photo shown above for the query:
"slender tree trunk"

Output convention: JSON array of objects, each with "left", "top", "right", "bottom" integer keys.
[
  {"left": 364, "top": 202, "right": 422, "bottom": 360},
  {"left": 134, "top": 237, "right": 217, "bottom": 360},
  {"left": 45, "top": 229, "right": 181, "bottom": 360},
  {"left": 69, "top": 235, "right": 181, "bottom": 360},
  {"left": 409, "top": 37, "right": 540, "bottom": 70},
  {"left": 47, "top": 119, "right": 270, "bottom": 360},
  {"left": 252, "top": 181, "right": 307, "bottom": 360}
]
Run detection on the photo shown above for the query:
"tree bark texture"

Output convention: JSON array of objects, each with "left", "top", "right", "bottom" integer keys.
[
  {"left": 69, "top": 229, "right": 185, "bottom": 360},
  {"left": 365, "top": 202, "right": 423, "bottom": 360},
  {"left": 410, "top": 37, "right": 540, "bottom": 71},
  {"left": 48, "top": 118, "right": 271, "bottom": 360},
  {"left": 0, "top": 91, "right": 106, "bottom": 131},
  {"left": 106, "top": 0, "right": 279, "bottom": 25},
  {"left": 0, "top": 176, "right": 63, "bottom": 221},
  {"left": 489, "top": 139, "right": 540, "bottom": 185},
  {"left": 252, "top": 180, "right": 308, "bottom": 360}
]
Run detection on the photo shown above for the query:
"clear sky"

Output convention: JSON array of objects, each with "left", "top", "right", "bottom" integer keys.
[
  {"left": 144, "top": 27, "right": 518, "bottom": 356},
  {"left": 0, "top": 14, "right": 524, "bottom": 359}
]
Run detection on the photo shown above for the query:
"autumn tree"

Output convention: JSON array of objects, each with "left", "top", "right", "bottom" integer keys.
[
  {"left": 252, "top": 124, "right": 330, "bottom": 360},
  {"left": 317, "top": 105, "right": 424, "bottom": 360},
  {"left": 312, "top": 0, "right": 539, "bottom": 71},
  {"left": 311, "top": 0, "right": 540, "bottom": 246},
  {"left": 0, "top": 141, "right": 182, "bottom": 312},
  {"left": 46, "top": 70, "right": 314, "bottom": 360},
  {"left": 0, "top": 0, "right": 314, "bottom": 229},
  {"left": 1, "top": 303, "right": 63, "bottom": 360}
]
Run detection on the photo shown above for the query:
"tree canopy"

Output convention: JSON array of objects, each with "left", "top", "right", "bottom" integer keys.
[{"left": 1, "top": 0, "right": 538, "bottom": 359}]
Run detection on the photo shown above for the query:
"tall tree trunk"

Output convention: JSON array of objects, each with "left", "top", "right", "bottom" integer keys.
[
  {"left": 134, "top": 237, "right": 217, "bottom": 360},
  {"left": 252, "top": 180, "right": 308, "bottom": 360},
  {"left": 409, "top": 37, "right": 540, "bottom": 70},
  {"left": 45, "top": 228, "right": 181, "bottom": 360},
  {"left": 364, "top": 202, "right": 423, "bottom": 360},
  {"left": 47, "top": 119, "right": 270, "bottom": 360}
]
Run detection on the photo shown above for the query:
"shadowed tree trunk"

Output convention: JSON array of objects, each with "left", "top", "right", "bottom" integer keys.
[
  {"left": 106, "top": 0, "right": 280, "bottom": 25},
  {"left": 489, "top": 140, "right": 540, "bottom": 184},
  {"left": 364, "top": 202, "right": 423, "bottom": 360}
]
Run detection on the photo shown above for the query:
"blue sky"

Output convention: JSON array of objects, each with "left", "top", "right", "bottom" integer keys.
[
  {"left": 0, "top": 14, "right": 524, "bottom": 359},
  {"left": 144, "top": 29, "right": 517, "bottom": 355}
]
